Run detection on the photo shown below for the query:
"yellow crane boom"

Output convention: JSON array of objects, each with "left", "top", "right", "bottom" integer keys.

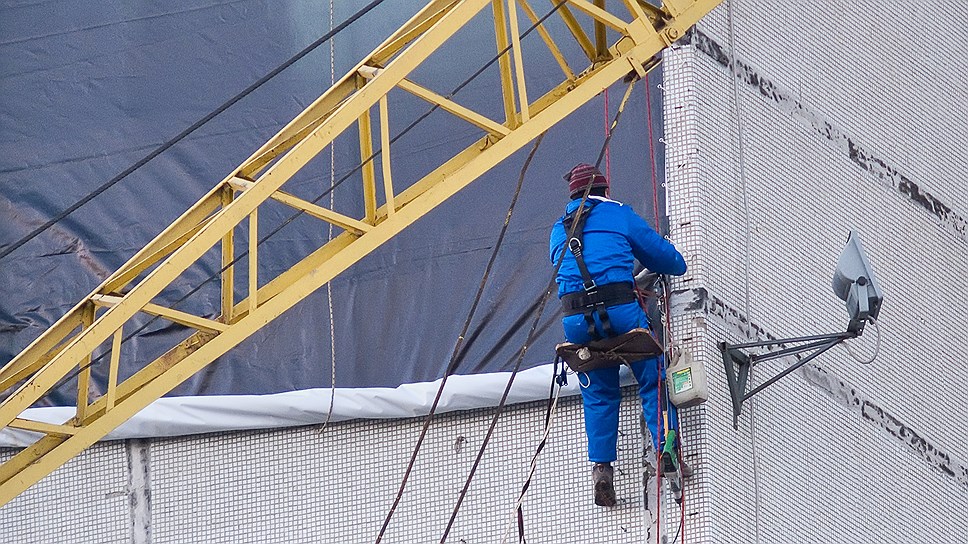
[{"left": 0, "top": 0, "right": 721, "bottom": 507}]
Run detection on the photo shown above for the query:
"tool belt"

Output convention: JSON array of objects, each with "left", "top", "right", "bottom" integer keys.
[
  {"left": 560, "top": 282, "right": 637, "bottom": 316},
  {"left": 556, "top": 328, "right": 663, "bottom": 373}
]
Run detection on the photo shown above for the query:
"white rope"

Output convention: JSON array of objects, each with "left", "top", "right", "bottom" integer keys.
[
  {"left": 844, "top": 318, "right": 881, "bottom": 364},
  {"left": 318, "top": 0, "right": 338, "bottom": 435},
  {"left": 726, "top": 2, "right": 762, "bottom": 542}
]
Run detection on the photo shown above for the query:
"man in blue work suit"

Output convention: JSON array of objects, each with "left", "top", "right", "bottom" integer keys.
[{"left": 550, "top": 163, "right": 687, "bottom": 507}]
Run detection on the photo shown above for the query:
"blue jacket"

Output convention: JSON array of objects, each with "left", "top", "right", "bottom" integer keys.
[{"left": 549, "top": 196, "right": 686, "bottom": 298}]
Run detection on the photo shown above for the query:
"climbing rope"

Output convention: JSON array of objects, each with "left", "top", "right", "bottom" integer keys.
[
  {"left": 645, "top": 67, "right": 669, "bottom": 544},
  {"left": 726, "top": 1, "right": 764, "bottom": 542},
  {"left": 317, "top": 0, "right": 339, "bottom": 436},
  {"left": 377, "top": 7, "right": 578, "bottom": 536},
  {"left": 374, "top": 131, "right": 546, "bottom": 544},
  {"left": 499, "top": 375, "right": 564, "bottom": 544},
  {"left": 477, "top": 79, "right": 638, "bottom": 544}
]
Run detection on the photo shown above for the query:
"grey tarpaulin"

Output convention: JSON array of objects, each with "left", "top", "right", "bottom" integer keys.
[{"left": 0, "top": 1, "right": 666, "bottom": 419}]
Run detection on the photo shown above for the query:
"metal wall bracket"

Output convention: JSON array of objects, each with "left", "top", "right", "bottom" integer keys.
[{"left": 720, "top": 331, "right": 856, "bottom": 429}]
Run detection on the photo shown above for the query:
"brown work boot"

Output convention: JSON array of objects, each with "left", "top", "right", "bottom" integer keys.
[{"left": 592, "top": 463, "right": 617, "bottom": 507}]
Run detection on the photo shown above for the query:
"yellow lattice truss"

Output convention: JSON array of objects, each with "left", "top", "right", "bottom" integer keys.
[{"left": 0, "top": 0, "right": 721, "bottom": 506}]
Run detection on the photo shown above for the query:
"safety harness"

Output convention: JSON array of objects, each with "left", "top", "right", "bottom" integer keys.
[{"left": 559, "top": 200, "right": 637, "bottom": 340}]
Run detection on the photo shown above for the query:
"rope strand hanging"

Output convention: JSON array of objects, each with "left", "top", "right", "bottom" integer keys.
[{"left": 449, "top": 79, "right": 639, "bottom": 544}]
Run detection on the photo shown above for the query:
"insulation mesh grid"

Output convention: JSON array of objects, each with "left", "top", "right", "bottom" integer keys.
[
  {"left": 694, "top": 0, "right": 968, "bottom": 471},
  {"left": 662, "top": 43, "right": 715, "bottom": 544},
  {"left": 0, "top": 386, "right": 665, "bottom": 543},
  {"left": 0, "top": 441, "right": 131, "bottom": 544},
  {"left": 148, "top": 387, "right": 655, "bottom": 543},
  {"left": 700, "top": 0, "right": 968, "bottom": 212},
  {"left": 661, "top": 2, "right": 968, "bottom": 541}
]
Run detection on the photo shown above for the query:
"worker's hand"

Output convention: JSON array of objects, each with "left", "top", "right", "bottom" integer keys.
[{"left": 634, "top": 269, "right": 660, "bottom": 289}]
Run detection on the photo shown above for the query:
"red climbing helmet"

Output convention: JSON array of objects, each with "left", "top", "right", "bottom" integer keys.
[{"left": 564, "top": 163, "right": 609, "bottom": 197}]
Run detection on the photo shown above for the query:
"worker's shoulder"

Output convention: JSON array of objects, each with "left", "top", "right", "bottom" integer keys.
[
  {"left": 589, "top": 195, "right": 633, "bottom": 216},
  {"left": 588, "top": 195, "right": 627, "bottom": 208}
]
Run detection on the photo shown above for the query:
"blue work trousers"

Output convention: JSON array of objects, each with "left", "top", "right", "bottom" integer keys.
[{"left": 562, "top": 300, "right": 676, "bottom": 463}]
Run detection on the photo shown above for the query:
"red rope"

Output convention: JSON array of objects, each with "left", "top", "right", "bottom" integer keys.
[
  {"left": 603, "top": 89, "right": 612, "bottom": 181},
  {"left": 643, "top": 75, "right": 662, "bottom": 544}
]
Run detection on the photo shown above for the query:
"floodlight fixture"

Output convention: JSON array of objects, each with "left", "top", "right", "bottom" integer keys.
[
  {"left": 832, "top": 231, "right": 883, "bottom": 334},
  {"left": 720, "top": 231, "right": 884, "bottom": 429}
]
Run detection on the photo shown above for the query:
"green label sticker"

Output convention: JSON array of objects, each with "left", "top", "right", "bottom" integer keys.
[{"left": 672, "top": 368, "right": 693, "bottom": 394}]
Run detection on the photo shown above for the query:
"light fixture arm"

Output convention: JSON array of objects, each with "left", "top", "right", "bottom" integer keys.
[{"left": 720, "top": 330, "right": 857, "bottom": 429}]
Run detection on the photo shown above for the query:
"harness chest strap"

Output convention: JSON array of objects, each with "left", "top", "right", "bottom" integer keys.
[{"left": 555, "top": 328, "right": 663, "bottom": 373}]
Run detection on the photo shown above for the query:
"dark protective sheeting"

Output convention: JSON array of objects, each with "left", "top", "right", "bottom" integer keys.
[{"left": 0, "top": 0, "right": 667, "bottom": 407}]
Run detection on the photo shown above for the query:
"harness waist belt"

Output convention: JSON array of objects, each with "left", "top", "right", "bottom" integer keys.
[{"left": 560, "top": 282, "right": 637, "bottom": 316}]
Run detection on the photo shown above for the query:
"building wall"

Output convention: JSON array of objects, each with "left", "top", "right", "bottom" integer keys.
[
  {"left": 2, "top": 388, "right": 675, "bottom": 544},
  {"left": 664, "top": 1, "right": 968, "bottom": 542}
]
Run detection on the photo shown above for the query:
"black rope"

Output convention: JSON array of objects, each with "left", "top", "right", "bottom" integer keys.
[
  {"left": 671, "top": 513, "right": 684, "bottom": 543},
  {"left": 436, "top": 83, "right": 636, "bottom": 535},
  {"left": 382, "top": 4, "right": 581, "bottom": 535},
  {"left": 374, "top": 132, "right": 545, "bottom": 543},
  {"left": 385, "top": 59, "right": 637, "bottom": 539},
  {"left": 438, "top": 164, "right": 597, "bottom": 543},
  {"left": 0, "top": 0, "right": 391, "bottom": 263},
  {"left": 468, "top": 82, "right": 636, "bottom": 544}
]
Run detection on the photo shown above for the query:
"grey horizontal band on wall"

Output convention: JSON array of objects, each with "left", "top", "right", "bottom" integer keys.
[{"left": 681, "top": 27, "right": 967, "bottom": 244}]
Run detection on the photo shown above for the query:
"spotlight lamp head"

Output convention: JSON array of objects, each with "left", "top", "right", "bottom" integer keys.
[
  {"left": 831, "top": 231, "right": 883, "bottom": 334},
  {"left": 720, "top": 230, "right": 885, "bottom": 428}
]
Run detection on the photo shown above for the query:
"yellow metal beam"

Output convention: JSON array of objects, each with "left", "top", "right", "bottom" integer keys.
[
  {"left": 229, "top": 177, "right": 371, "bottom": 236},
  {"left": 359, "top": 109, "right": 378, "bottom": 223},
  {"left": 663, "top": 0, "right": 690, "bottom": 17},
  {"left": 379, "top": 96, "right": 397, "bottom": 217},
  {"left": 220, "top": 185, "right": 235, "bottom": 323},
  {"left": 568, "top": 0, "right": 630, "bottom": 33},
  {"left": 239, "top": 0, "right": 469, "bottom": 180},
  {"left": 0, "top": 436, "right": 65, "bottom": 488},
  {"left": 101, "top": 192, "right": 223, "bottom": 294},
  {"left": 553, "top": 1, "right": 597, "bottom": 60},
  {"left": 8, "top": 419, "right": 77, "bottom": 436},
  {"left": 0, "top": 0, "right": 722, "bottom": 507},
  {"left": 633, "top": 0, "right": 666, "bottom": 21},
  {"left": 507, "top": 0, "right": 532, "bottom": 121},
  {"left": 518, "top": 0, "right": 575, "bottom": 80},
  {"left": 0, "top": 309, "right": 84, "bottom": 393},
  {"left": 492, "top": 0, "right": 519, "bottom": 126},
  {"left": 91, "top": 295, "right": 229, "bottom": 334},
  {"left": 75, "top": 305, "right": 94, "bottom": 421},
  {"left": 105, "top": 328, "right": 123, "bottom": 411},
  {"left": 593, "top": 0, "right": 608, "bottom": 57},
  {"left": 396, "top": 78, "right": 510, "bottom": 136},
  {"left": 248, "top": 209, "right": 259, "bottom": 314},
  {"left": 0, "top": 0, "right": 492, "bottom": 435},
  {"left": 372, "top": 0, "right": 460, "bottom": 65}
]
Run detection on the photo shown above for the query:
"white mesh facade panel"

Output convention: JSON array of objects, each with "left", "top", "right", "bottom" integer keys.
[
  {"left": 0, "top": 442, "right": 131, "bottom": 544},
  {"left": 2, "top": 389, "right": 676, "bottom": 543},
  {"left": 663, "top": 1, "right": 968, "bottom": 542}
]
